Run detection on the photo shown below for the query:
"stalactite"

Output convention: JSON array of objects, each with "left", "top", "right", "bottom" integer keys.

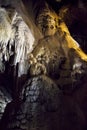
[{"left": 0, "top": 1, "right": 87, "bottom": 130}]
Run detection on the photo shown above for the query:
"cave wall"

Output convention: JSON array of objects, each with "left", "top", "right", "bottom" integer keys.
[{"left": 0, "top": 0, "right": 87, "bottom": 130}]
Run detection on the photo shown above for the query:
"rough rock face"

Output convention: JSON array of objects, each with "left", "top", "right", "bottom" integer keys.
[
  {"left": 0, "top": 6, "right": 37, "bottom": 96},
  {"left": 36, "top": 2, "right": 58, "bottom": 36},
  {"left": 30, "top": 34, "right": 66, "bottom": 78},
  {"left": 1, "top": 75, "right": 62, "bottom": 130},
  {"left": 0, "top": 7, "right": 35, "bottom": 67},
  {"left": 1, "top": 76, "right": 86, "bottom": 130},
  {"left": 0, "top": 87, "right": 11, "bottom": 120},
  {"left": 59, "top": 1, "right": 87, "bottom": 53},
  {"left": 28, "top": 31, "right": 87, "bottom": 92},
  {"left": 0, "top": 0, "right": 87, "bottom": 130}
]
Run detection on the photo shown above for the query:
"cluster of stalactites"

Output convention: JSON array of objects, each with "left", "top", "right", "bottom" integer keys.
[{"left": 0, "top": 7, "right": 35, "bottom": 76}]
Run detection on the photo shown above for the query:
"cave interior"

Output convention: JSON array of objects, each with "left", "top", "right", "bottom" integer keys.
[{"left": 0, "top": 0, "right": 87, "bottom": 130}]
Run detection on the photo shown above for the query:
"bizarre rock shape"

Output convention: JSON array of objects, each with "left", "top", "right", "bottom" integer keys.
[
  {"left": 28, "top": 32, "right": 87, "bottom": 92},
  {"left": 0, "top": 7, "right": 35, "bottom": 67},
  {"left": 1, "top": 76, "right": 86, "bottom": 130},
  {"left": 29, "top": 33, "right": 67, "bottom": 78},
  {"left": 36, "top": 2, "right": 58, "bottom": 36},
  {"left": 0, "top": 1, "right": 87, "bottom": 130},
  {"left": 0, "top": 6, "right": 41, "bottom": 99},
  {"left": 0, "top": 6, "right": 39, "bottom": 97},
  {"left": 1, "top": 75, "right": 62, "bottom": 130},
  {"left": 36, "top": 2, "right": 87, "bottom": 62}
]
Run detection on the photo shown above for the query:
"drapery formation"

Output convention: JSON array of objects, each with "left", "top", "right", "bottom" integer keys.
[{"left": 0, "top": 0, "right": 87, "bottom": 130}]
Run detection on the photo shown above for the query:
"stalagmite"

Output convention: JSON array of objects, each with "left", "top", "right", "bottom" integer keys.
[{"left": 0, "top": 1, "right": 87, "bottom": 130}]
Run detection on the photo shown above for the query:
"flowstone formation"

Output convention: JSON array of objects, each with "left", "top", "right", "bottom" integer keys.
[{"left": 0, "top": 0, "right": 87, "bottom": 130}]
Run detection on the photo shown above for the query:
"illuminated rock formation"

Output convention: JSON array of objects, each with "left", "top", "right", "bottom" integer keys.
[
  {"left": 36, "top": 2, "right": 87, "bottom": 62},
  {"left": 0, "top": 1, "right": 87, "bottom": 130}
]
